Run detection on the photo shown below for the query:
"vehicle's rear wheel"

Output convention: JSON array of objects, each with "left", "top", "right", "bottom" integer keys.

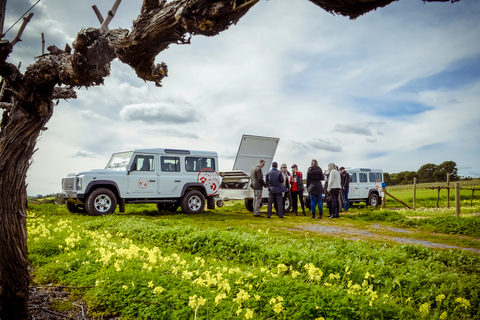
[
  {"left": 86, "top": 188, "right": 117, "bottom": 216},
  {"left": 181, "top": 190, "right": 205, "bottom": 214},
  {"left": 156, "top": 203, "right": 179, "bottom": 212},
  {"left": 244, "top": 199, "right": 254, "bottom": 212},
  {"left": 304, "top": 196, "right": 311, "bottom": 209},
  {"left": 368, "top": 193, "right": 379, "bottom": 207}
]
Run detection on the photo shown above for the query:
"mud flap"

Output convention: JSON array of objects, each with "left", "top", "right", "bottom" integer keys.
[{"left": 207, "top": 197, "right": 215, "bottom": 210}]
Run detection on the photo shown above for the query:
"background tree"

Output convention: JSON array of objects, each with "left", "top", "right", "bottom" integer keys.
[
  {"left": 417, "top": 163, "right": 437, "bottom": 182},
  {"left": 0, "top": 0, "right": 460, "bottom": 318},
  {"left": 383, "top": 172, "right": 391, "bottom": 185},
  {"left": 434, "top": 160, "right": 458, "bottom": 181}
]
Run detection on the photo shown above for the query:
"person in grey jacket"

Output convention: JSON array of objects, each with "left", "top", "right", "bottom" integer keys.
[
  {"left": 306, "top": 159, "right": 325, "bottom": 219},
  {"left": 250, "top": 159, "right": 267, "bottom": 217},
  {"left": 266, "top": 162, "right": 287, "bottom": 218},
  {"left": 327, "top": 163, "right": 341, "bottom": 218}
]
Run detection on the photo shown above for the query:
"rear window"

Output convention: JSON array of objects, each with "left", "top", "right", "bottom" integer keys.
[
  {"left": 369, "top": 173, "right": 383, "bottom": 183},
  {"left": 161, "top": 156, "right": 180, "bottom": 172},
  {"left": 185, "top": 157, "right": 215, "bottom": 172}
]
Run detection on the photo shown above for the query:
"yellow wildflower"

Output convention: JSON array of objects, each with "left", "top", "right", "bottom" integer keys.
[
  {"left": 215, "top": 292, "right": 227, "bottom": 305},
  {"left": 236, "top": 308, "right": 243, "bottom": 316},
  {"left": 439, "top": 311, "right": 448, "bottom": 320},
  {"left": 245, "top": 308, "right": 254, "bottom": 319},
  {"left": 455, "top": 297, "right": 471, "bottom": 309},
  {"left": 419, "top": 302, "right": 430, "bottom": 317},
  {"left": 436, "top": 294, "right": 446, "bottom": 302},
  {"left": 153, "top": 286, "right": 164, "bottom": 295}
]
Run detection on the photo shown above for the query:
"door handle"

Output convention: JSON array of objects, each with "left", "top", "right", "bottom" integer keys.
[
  {"left": 175, "top": 180, "right": 181, "bottom": 182},
  {"left": 149, "top": 180, "right": 156, "bottom": 182}
]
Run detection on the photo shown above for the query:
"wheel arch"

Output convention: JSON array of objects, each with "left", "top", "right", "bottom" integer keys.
[
  {"left": 181, "top": 183, "right": 207, "bottom": 197},
  {"left": 85, "top": 181, "right": 120, "bottom": 200}
]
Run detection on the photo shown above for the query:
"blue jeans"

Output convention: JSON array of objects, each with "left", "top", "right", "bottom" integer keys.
[
  {"left": 342, "top": 188, "right": 349, "bottom": 211},
  {"left": 310, "top": 194, "right": 323, "bottom": 214}
]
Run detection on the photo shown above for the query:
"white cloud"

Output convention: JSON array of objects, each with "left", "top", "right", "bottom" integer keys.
[{"left": 4, "top": 0, "right": 477, "bottom": 195}]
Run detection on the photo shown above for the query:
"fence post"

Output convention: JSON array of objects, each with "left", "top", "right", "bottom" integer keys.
[
  {"left": 413, "top": 177, "right": 416, "bottom": 210},
  {"left": 436, "top": 187, "right": 440, "bottom": 208},
  {"left": 455, "top": 182, "right": 460, "bottom": 217},
  {"left": 382, "top": 185, "right": 386, "bottom": 209},
  {"left": 447, "top": 173, "right": 450, "bottom": 208}
]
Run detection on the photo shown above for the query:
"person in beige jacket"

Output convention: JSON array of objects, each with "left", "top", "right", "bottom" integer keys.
[{"left": 327, "top": 163, "right": 341, "bottom": 218}]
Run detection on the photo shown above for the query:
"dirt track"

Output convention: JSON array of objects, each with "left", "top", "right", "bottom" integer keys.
[{"left": 290, "top": 224, "right": 480, "bottom": 254}]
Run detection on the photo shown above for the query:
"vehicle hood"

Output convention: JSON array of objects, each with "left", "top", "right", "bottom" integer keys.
[{"left": 67, "top": 169, "right": 125, "bottom": 176}]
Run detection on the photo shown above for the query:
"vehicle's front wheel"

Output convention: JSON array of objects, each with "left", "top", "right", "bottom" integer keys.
[
  {"left": 86, "top": 188, "right": 117, "bottom": 216},
  {"left": 181, "top": 190, "right": 205, "bottom": 214},
  {"left": 368, "top": 193, "right": 379, "bottom": 207}
]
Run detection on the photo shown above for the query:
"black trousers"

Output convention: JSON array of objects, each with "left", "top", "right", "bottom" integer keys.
[
  {"left": 268, "top": 192, "right": 283, "bottom": 218},
  {"left": 329, "top": 188, "right": 341, "bottom": 217},
  {"left": 291, "top": 190, "right": 305, "bottom": 213}
]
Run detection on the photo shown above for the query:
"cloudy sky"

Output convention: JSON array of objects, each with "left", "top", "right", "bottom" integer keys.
[{"left": 4, "top": 0, "right": 480, "bottom": 195}]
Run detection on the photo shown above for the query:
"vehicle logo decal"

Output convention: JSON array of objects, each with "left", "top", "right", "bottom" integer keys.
[{"left": 138, "top": 178, "right": 149, "bottom": 189}]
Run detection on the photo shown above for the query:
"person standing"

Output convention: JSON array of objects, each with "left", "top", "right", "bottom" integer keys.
[
  {"left": 266, "top": 162, "right": 287, "bottom": 218},
  {"left": 280, "top": 164, "right": 291, "bottom": 215},
  {"left": 306, "top": 159, "right": 325, "bottom": 219},
  {"left": 290, "top": 164, "right": 306, "bottom": 216},
  {"left": 250, "top": 159, "right": 267, "bottom": 217},
  {"left": 336, "top": 165, "right": 343, "bottom": 213},
  {"left": 340, "top": 166, "right": 350, "bottom": 212},
  {"left": 327, "top": 163, "right": 341, "bottom": 218}
]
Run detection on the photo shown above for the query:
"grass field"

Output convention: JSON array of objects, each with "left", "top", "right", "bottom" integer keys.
[{"left": 27, "top": 186, "right": 480, "bottom": 319}]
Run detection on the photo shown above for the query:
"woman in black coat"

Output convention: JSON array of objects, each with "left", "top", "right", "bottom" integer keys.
[{"left": 306, "top": 159, "right": 325, "bottom": 219}]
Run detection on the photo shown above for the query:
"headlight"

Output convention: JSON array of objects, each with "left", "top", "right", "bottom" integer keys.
[{"left": 76, "top": 177, "right": 82, "bottom": 190}]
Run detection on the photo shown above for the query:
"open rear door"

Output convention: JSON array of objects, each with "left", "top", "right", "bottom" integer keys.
[{"left": 233, "top": 135, "right": 280, "bottom": 172}]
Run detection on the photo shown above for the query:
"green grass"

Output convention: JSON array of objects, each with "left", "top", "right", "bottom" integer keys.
[{"left": 26, "top": 201, "right": 480, "bottom": 319}]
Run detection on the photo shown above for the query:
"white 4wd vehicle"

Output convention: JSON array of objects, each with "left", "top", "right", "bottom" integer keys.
[
  {"left": 347, "top": 168, "right": 384, "bottom": 207},
  {"left": 60, "top": 148, "right": 222, "bottom": 215}
]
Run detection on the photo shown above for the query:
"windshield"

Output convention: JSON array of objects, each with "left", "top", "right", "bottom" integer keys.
[{"left": 106, "top": 151, "right": 133, "bottom": 171}]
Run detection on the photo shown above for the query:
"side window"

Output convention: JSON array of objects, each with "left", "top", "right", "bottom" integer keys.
[
  {"left": 185, "top": 157, "right": 215, "bottom": 172},
  {"left": 349, "top": 173, "right": 357, "bottom": 183},
  {"left": 359, "top": 173, "right": 368, "bottom": 183},
  {"left": 161, "top": 156, "right": 180, "bottom": 172},
  {"left": 131, "top": 155, "right": 155, "bottom": 172}
]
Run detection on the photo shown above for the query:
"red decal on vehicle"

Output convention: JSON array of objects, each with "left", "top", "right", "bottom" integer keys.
[
  {"left": 138, "top": 178, "right": 148, "bottom": 189},
  {"left": 197, "top": 169, "right": 222, "bottom": 196}
]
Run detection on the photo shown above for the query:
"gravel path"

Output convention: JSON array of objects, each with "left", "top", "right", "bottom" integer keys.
[{"left": 295, "top": 224, "right": 480, "bottom": 254}]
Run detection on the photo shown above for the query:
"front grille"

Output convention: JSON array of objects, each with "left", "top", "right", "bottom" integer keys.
[{"left": 63, "top": 177, "right": 75, "bottom": 191}]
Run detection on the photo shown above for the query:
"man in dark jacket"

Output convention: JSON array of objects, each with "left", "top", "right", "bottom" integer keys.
[
  {"left": 266, "top": 162, "right": 287, "bottom": 218},
  {"left": 251, "top": 159, "right": 267, "bottom": 217},
  {"left": 340, "top": 167, "right": 350, "bottom": 212}
]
